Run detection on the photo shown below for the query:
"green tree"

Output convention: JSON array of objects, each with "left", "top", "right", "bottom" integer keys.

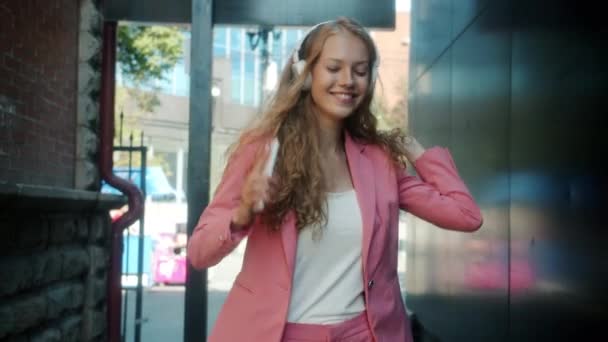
[
  {"left": 117, "top": 25, "right": 184, "bottom": 85},
  {"left": 372, "top": 77, "right": 409, "bottom": 132},
  {"left": 116, "top": 24, "right": 183, "bottom": 118},
  {"left": 372, "top": 96, "right": 392, "bottom": 130},
  {"left": 388, "top": 76, "right": 409, "bottom": 131},
  {"left": 114, "top": 24, "right": 184, "bottom": 174}
]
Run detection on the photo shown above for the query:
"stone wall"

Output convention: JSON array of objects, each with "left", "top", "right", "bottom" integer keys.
[
  {"left": 76, "top": 0, "right": 103, "bottom": 191},
  {"left": 0, "top": 183, "right": 124, "bottom": 342},
  {"left": 0, "top": 1, "right": 126, "bottom": 340}
]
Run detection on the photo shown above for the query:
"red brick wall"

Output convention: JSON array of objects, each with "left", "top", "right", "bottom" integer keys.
[{"left": 0, "top": 0, "right": 79, "bottom": 187}]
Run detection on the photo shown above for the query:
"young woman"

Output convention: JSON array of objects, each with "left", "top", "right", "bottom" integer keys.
[{"left": 187, "top": 17, "right": 482, "bottom": 342}]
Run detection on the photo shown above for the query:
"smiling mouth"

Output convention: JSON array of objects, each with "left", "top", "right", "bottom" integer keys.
[{"left": 331, "top": 92, "right": 358, "bottom": 104}]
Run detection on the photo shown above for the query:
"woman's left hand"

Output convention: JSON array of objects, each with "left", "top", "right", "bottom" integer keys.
[{"left": 402, "top": 135, "right": 426, "bottom": 163}]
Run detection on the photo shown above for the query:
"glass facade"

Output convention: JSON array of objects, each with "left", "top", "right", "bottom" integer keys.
[{"left": 116, "top": 26, "right": 305, "bottom": 106}]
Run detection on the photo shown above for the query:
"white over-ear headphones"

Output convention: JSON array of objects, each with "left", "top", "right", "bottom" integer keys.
[{"left": 291, "top": 20, "right": 380, "bottom": 90}]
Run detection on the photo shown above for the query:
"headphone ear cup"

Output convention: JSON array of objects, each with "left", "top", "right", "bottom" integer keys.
[
  {"left": 292, "top": 60, "right": 312, "bottom": 90},
  {"left": 302, "top": 73, "right": 312, "bottom": 90},
  {"left": 292, "top": 60, "right": 306, "bottom": 77}
]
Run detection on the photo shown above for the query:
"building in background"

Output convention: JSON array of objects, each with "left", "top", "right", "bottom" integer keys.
[
  {"left": 117, "top": 11, "right": 411, "bottom": 197},
  {"left": 372, "top": 11, "right": 411, "bottom": 129}
]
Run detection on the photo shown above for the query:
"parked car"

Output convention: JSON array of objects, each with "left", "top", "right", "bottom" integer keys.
[{"left": 101, "top": 166, "right": 184, "bottom": 202}]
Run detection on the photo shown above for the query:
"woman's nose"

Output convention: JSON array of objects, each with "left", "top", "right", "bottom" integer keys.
[{"left": 338, "top": 69, "right": 354, "bottom": 86}]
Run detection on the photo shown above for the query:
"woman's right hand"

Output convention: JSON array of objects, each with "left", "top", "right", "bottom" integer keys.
[
  {"left": 231, "top": 144, "right": 271, "bottom": 229},
  {"left": 401, "top": 135, "right": 426, "bottom": 163}
]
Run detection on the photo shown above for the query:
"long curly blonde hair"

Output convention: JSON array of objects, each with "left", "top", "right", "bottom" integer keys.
[{"left": 231, "top": 17, "right": 409, "bottom": 232}]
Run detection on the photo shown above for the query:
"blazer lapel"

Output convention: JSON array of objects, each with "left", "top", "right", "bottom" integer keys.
[{"left": 345, "top": 133, "right": 376, "bottom": 273}]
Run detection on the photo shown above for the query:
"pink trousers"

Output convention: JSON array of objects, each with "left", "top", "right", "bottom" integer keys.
[{"left": 281, "top": 312, "right": 374, "bottom": 342}]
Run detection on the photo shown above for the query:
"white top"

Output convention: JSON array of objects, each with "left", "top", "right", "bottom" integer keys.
[{"left": 287, "top": 189, "right": 366, "bottom": 324}]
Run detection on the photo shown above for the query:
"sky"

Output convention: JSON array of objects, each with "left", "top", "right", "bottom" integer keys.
[{"left": 396, "top": 0, "right": 411, "bottom": 12}]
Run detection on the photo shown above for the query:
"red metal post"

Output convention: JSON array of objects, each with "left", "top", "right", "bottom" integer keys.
[{"left": 99, "top": 21, "right": 145, "bottom": 342}]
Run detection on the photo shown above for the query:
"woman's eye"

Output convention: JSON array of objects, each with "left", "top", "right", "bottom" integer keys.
[
  {"left": 327, "top": 67, "right": 340, "bottom": 73},
  {"left": 355, "top": 70, "right": 368, "bottom": 77}
]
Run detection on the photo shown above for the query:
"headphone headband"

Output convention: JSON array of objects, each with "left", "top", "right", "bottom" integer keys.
[{"left": 291, "top": 20, "right": 335, "bottom": 66}]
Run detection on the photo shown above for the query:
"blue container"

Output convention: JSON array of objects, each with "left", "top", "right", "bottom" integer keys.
[{"left": 121, "top": 234, "right": 153, "bottom": 287}]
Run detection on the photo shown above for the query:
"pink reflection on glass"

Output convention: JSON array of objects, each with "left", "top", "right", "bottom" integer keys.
[{"left": 464, "top": 259, "right": 534, "bottom": 291}]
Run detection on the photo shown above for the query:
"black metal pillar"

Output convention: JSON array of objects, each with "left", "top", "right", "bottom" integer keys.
[{"left": 184, "top": 0, "right": 213, "bottom": 341}]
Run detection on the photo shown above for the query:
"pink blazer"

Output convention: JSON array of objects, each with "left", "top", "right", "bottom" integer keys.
[{"left": 187, "top": 133, "right": 482, "bottom": 341}]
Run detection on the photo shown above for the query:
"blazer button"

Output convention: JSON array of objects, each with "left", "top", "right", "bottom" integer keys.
[{"left": 367, "top": 280, "right": 375, "bottom": 289}]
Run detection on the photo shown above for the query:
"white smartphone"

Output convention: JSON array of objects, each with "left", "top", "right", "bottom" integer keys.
[{"left": 254, "top": 138, "right": 280, "bottom": 212}]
